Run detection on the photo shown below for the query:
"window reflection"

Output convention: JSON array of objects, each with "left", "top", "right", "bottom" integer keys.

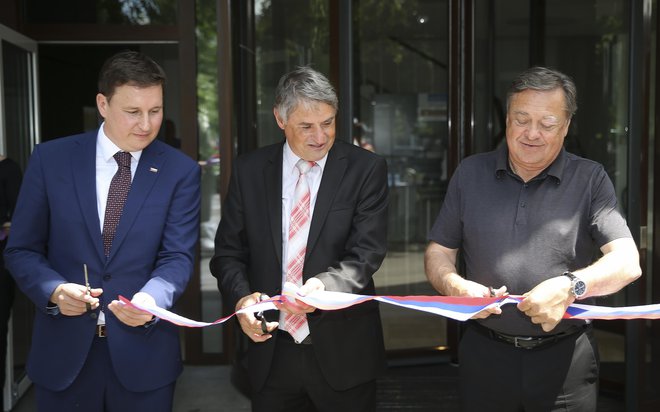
[
  {"left": 196, "top": 0, "right": 222, "bottom": 354},
  {"left": 473, "top": 0, "right": 632, "bottom": 387},
  {"left": 252, "top": 0, "right": 450, "bottom": 351},
  {"left": 25, "top": 0, "right": 177, "bottom": 25},
  {"left": 1, "top": 33, "right": 37, "bottom": 412},
  {"left": 255, "top": 0, "right": 331, "bottom": 147},
  {"left": 356, "top": 0, "right": 449, "bottom": 350}
]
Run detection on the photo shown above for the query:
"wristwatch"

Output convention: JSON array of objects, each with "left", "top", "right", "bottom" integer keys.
[{"left": 562, "top": 271, "right": 587, "bottom": 299}]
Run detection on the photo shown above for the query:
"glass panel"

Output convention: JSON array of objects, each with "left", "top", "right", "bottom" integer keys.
[
  {"left": 474, "top": 0, "right": 630, "bottom": 213},
  {"left": 2, "top": 41, "right": 35, "bottom": 169},
  {"left": 356, "top": 0, "right": 449, "bottom": 350},
  {"left": 196, "top": 0, "right": 223, "bottom": 354},
  {"left": 38, "top": 44, "right": 180, "bottom": 140},
  {"left": 473, "top": 0, "right": 530, "bottom": 154},
  {"left": 25, "top": 0, "right": 177, "bottom": 25},
  {"left": 547, "top": 1, "right": 630, "bottom": 221},
  {"left": 473, "top": 0, "right": 631, "bottom": 390},
  {"left": 254, "top": 0, "right": 331, "bottom": 147},
  {"left": 646, "top": 0, "right": 657, "bottom": 405},
  {"left": 1, "top": 36, "right": 37, "bottom": 411}
]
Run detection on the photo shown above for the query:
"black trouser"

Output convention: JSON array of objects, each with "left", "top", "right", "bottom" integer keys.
[
  {"left": 459, "top": 324, "right": 599, "bottom": 412},
  {"left": 252, "top": 332, "right": 377, "bottom": 412}
]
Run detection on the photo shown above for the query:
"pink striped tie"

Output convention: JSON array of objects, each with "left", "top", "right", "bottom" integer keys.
[{"left": 282, "top": 159, "right": 314, "bottom": 342}]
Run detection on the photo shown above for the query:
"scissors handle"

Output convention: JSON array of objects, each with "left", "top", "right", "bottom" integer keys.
[{"left": 255, "top": 293, "right": 268, "bottom": 334}]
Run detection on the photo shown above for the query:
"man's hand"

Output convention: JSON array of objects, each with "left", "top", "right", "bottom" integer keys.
[
  {"left": 276, "top": 277, "right": 324, "bottom": 315},
  {"left": 464, "top": 282, "right": 507, "bottom": 320},
  {"left": 107, "top": 292, "right": 156, "bottom": 327},
  {"left": 425, "top": 242, "right": 506, "bottom": 319},
  {"left": 50, "top": 283, "right": 102, "bottom": 316},
  {"left": 235, "top": 292, "right": 278, "bottom": 343},
  {"left": 517, "top": 276, "right": 573, "bottom": 332}
]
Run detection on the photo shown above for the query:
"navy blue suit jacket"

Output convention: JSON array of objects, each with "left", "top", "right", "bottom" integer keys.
[{"left": 5, "top": 130, "right": 200, "bottom": 392}]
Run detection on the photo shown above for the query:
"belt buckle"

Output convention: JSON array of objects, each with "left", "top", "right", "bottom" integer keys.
[
  {"left": 513, "top": 336, "right": 534, "bottom": 349},
  {"left": 96, "top": 325, "right": 106, "bottom": 337}
]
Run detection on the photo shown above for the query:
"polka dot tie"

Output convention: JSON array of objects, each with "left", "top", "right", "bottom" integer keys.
[
  {"left": 102, "top": 151, "right": 132, "bottom": 256},
  {"left": 282, "top": 159, "right": 314, "bottom": 343}
]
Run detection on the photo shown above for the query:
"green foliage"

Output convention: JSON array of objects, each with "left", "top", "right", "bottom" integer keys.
[
  {"left": 196, "top": 0, "right": 220, "bottom": 160},
  {"left": 96, "top": 0, "right": 177, "bottom": 25},
  {"left": 356, "top": 0, "right": 420, "bottom": 65}
]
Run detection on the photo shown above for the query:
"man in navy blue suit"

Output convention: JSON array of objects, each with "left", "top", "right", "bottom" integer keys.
[{"left": 5, "top": 51, "right": 200, "bottom": 411}]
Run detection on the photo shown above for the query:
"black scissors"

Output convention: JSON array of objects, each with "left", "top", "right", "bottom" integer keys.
[
  {"left": 254, "top": 293, "right": 268, "bottom": 334},
  {"left": 83, "top": 264, "right": 92, "bottom": 312}
]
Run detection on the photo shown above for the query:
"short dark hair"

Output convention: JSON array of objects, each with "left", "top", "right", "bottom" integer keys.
[
  {"left": 506, "top": 66, "right": 577, "bottom": 119},
  {"left": 274, "top": 66, "right": 338, "bottom": 123},
  {"left": 98, "top": 50, "right": 166, "bottom": 101}
]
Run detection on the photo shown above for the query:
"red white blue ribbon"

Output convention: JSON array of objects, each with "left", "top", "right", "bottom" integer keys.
[
  {"left": 563, "top": 302, "right": 660, "bottom": 320},
  {"left": 118, "top": 282, "right": 660, "bottom": 328}
]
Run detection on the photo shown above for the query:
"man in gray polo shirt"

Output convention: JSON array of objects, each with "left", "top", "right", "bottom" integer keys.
[{"left": 425, "top": 66, "right": 641, "bottom": 412}]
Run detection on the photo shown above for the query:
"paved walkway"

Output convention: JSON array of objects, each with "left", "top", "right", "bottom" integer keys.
[
  {"left": 9, "top": 362, "right": 625, "bottom": 411},
  {"left": 9, "top": 365, "right": 251, "bottom": 412}
]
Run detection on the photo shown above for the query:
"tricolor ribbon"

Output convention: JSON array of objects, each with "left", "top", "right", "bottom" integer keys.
[{"left": 118, "top": 282, "right": 659, "bottom": 328}]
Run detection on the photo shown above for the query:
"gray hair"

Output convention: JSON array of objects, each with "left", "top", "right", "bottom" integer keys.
[
  {"left": 274, "top": 66, "right": 338, "bottom": 123},
  {"left": 506, "top": 66, "right": 577, "bottom": 118}
]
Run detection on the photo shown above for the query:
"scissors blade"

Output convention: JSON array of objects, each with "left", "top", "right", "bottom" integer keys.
[{"left": 83, "top": 264, "right": 92, "bottom": 312}]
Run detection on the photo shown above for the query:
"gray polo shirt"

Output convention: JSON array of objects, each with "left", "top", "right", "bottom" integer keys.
[{"left": 428, "top": 145, "right": 633, "bottom": 336}]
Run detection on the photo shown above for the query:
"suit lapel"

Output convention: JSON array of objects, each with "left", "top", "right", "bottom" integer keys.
[
  {"left": 72, "top": 131, "right": 105, "bottom": 261},
  {"left": 265, "top": 144, "right": 284, "bottom": 267},
  {"left": 307, "top": 143, "right": 347, "bottom": 256},
  {"left": 106, "top": 142, "right": 166, "bottom": 262}
]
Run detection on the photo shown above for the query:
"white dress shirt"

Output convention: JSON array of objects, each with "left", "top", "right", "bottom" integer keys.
[{"left": 281, "top": 141, "right": 327, "bottom": 285}]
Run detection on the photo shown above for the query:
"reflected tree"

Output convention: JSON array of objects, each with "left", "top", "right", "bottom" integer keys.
[{"left": 96, "top": 0, "right": 176, "bottom": 25}]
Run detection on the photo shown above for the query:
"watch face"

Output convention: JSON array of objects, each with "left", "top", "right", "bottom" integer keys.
[{"left": 573, "top": 280, "right": 587, "bottom": 297}]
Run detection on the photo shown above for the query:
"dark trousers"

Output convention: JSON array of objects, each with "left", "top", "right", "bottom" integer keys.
[
  {"left": 252, "top": 334, "right": 376, "bottom": 412},
  {"left": 458, "top": 324, "right": 599, "bottom": 412},
  {"left": 35, "top": 337, "right": 175, "bottom": 412}
]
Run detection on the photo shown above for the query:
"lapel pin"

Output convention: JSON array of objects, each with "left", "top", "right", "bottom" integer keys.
[{"left": 149, "top": 167, "right": 158, "bottom": 173}]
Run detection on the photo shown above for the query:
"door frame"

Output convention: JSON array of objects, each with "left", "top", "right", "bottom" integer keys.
[{"left": 0, "top": 23, "right": 39, "bottom": 412}]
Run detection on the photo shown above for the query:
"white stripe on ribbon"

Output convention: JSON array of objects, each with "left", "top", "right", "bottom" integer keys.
[{"left": 118, "top": 282, "right": 660, "bottom": 328}]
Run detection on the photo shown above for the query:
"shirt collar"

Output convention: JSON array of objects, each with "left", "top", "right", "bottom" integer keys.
[
  {"left": 546, "top": 148, "right": 567, "bottom": 182},
  {"left": 494, "top": 144, "right": 509, "bottom": 178},
  {"left": 494, "top": 143, "right": 564, "bottom": 184},
  {"left": 283, "top": 141, "right": 327, "bottom": 173},
  {"left": 97, "top": 122, "right": 143, "bottom": 163}
]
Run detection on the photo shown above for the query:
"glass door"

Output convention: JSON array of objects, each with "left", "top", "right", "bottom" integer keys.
[
  {"left": 0, "top": 23, "right": 38, "bottom": 412},
  {"left": 472, "top": 0, "right": 640, "bottom": 405},
  {"left": 250, "top": 0, "right": 451, "bottom": 355},
  {"left": 354, "top": 0, "right": 450, "bottom": 353}
]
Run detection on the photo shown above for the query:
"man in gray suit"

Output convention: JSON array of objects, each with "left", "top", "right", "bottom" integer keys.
[{"left": 211, "top": 66, "right": 388, "bottom": 412}]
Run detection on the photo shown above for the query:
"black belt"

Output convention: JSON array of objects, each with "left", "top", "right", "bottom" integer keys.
[
  {"left": 471, "top": 322, "right": 588, "bottom": 350},
  {"left": 95, "top": 324, "right": 106, "bottom": 338}
]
